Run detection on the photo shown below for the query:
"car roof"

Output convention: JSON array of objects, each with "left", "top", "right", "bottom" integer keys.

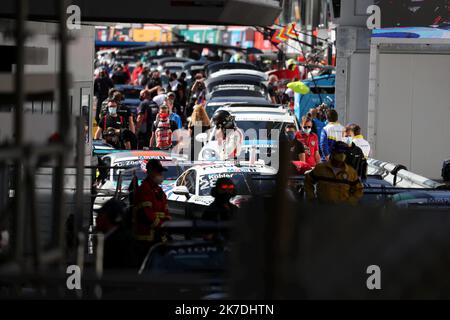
[
  {"left": 104, "top": 150, "right": 172, "bottom": 162},
  {"left": 206, "top": 62, "right": 259, "bottom": 75},
  {"left": 207, "top": 96, "right": 270, "bottom": 104},
  {"left": 209, "top": 69, "right": 268, "bottom": 80},
  {"left": 192, "top": 162, "right": 277, "bottom": 175},
  {"left": 114, "top": 84, "right": 144, "bottom": 90},
  {"left": 206, "top": 74, "right": 267, "bottom": 90},
  {"left": 217, "top": 106, "right": 294, "bottom": 122}
]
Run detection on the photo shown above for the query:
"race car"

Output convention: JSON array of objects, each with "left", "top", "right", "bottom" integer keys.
[
  {"left": 166, "top": 161, "right": 278, "bottom": 217},
  {"left": 93, "top": 150, "right": 190, "bottom": 212},
  {"left": 196, "top": 105, "right": 299, "bottom": 165}
]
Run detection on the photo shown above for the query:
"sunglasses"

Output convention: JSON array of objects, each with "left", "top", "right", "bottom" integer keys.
[
  {"left": 219, "top": 184, "right": 235, "bottom": 190},
  {"left": 303, "top": 126, "right": 312, "bottom": 129}
]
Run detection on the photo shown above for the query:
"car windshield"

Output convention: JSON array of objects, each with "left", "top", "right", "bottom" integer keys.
[
  {"left": 198, "top": 172, "right": 276, "bottom": 196},
  {"left": 113, "top": 161, "right": 186, "bottom": 183}
]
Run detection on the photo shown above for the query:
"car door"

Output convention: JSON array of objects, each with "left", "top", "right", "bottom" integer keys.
[{"left": 168, "top": 169, "right": 197, "bottom": 217}]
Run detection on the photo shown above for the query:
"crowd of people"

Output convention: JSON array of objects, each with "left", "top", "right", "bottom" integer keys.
[
  {"left": 94, "top": 62, "right": 208, "bottom": 154},
  {"left": 91, "top": 56, "right": 377, "bottom": 270}
]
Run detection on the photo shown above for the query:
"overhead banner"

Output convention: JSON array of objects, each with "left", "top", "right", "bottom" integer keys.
[
  {"left": 372, "top": 0, "right": 450, "bottom": 39},
  {"left": 374, "top": 0, "right": 449, "bottom": 28}
]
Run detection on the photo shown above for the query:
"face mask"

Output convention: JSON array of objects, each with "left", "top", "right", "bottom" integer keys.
[
  {"left": 287, "top": 131, "right": 295, "bottom": 141},
  {"left": 303, "top": 128, "right": 311, "bottom": 134},
  {"left": 344, "top": 137, "right": 353, "bottom": 146},
  {"left": 332, "top": 153, "right": 346, "bottom": 163},
  {"left": 108, "top": 107, "right": 117, "bottom": 115}
]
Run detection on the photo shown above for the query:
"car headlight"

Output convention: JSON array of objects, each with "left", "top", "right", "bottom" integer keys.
[{"left": 202, "top": 148, "right": 218, "bottom": 161}]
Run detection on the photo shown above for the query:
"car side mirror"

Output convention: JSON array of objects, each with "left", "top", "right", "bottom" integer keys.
[
  {"left": 195, "top": 132, "right": 208, "bottom": 143},
  {"left": 172, "top": 185, "right": 190, "bottom": 198}
]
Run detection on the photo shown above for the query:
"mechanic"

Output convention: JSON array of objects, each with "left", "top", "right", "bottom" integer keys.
[
  {"left": 95, "top": 100, "right": 134, "bottom": 150},
  {"left": 132, "top": 159, "right": 172, "bottom": 262},
  {"left": 211, "top": 110, "right": 244, "bottom": 162},
  {"left": 320, "top": 109, "right": 346, "bottom": 161},
  {"left": 296, "top": 116, "right": 321, "bottom": 167},
  {"left": 95, "top": 199, "right": 137, "bottom": 269},
  {"left": 285, "top": 123, "right": 306, "bottom": 161},
  {"left": 202, "top": 177, "right": 238, "bottom": 221},
  {"left": 304, "top": 141, "right": 364, "bottom": 205}
]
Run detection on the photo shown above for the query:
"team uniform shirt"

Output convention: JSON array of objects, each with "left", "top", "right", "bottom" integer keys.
[
  {"left": 296, "top": 132, "right": 319, "bottom": 167},
  {"left": 320, "top": 122, "right": 346, "bottom": 161},
  {"left": 352, "top": 135, "right": 371, "bottom": 158},
  {"left": 98, "top": 115, "right": 125, "bottom": 132},
  {"left": 132, "top": 178, "right": 171, "bottom": 242},
  {"left": 304, "top": 161, "right": 364, "bottom": 205}
]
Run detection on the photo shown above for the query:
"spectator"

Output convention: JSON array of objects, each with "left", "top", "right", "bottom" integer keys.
[
  {"left": 344, "top": 126, "right": 368, "bottom": 179},
  {"left": 188, "top": 104, "right": 211, "bottom": 161},
  {"left": 131, "top": 62, "right": 143, "bottom": 85},
  {"left": 136, "top": 89, "right": 159, "bottom": 149},
  {"left": 314, "top": 104, "right": 328, "bottom": 140},
  {"left": 320, "top": 109, "right": 346, "bottom": 161},
  {"left": 95, "top": 101, "right": 134, "bottom": 150},
  {"left": 146, "top": 71, "right": 162, "bottom": 94},
  {"left": 138, "top": 66, "right": 150, "bottom": 87},
  {"left": 345, "top": 124, "right": 371, "bottom": 158},
  {"left": 268, "top": 75, "right": 279, "bottom": 104},
  {"left": 188, "top": 74, "right": 206, "bottom": 117},
  {"left": 285, "top": 123, "right": 305, "bottom": 161},
  {"left": 149, "top": 104, "right": 178, "bottom": 150},
  {"left": 165, "top": 92, "right": 182, "bottom": 129},
  {"left": 296, "top": 117, "right": 321, "bottom": 167},
  {"left": 94, "top": 68, "right": 113, "bottom": 124},
  {"left": 122, "top": 61, "right": 132, "bottom": 80},
  {"left": 111, "top": 64, "right": 130, "bottom": 85}
]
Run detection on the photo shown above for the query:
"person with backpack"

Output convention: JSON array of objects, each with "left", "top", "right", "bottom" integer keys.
[
  {"left": 149, "top": 104, "right": 178, "bottom": 150},
  {"left": 136, "top": 89, "right": 159, "bottom": 149},
  {"left": 94, "top": 101, "right": 133, "bottom": 150},
  {"left": 344, "top": 126, "right": 368, "bottom": 180}
]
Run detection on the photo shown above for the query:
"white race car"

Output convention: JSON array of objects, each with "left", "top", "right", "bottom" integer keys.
[
  {"left": 94, "top": 150, "right": 190, "bottom": 212},
  {"left": 166, "top": 161, "right": 278, "bottom": 217},
  {"left": 196, "top": 105, "right": 299, "bottom": 164}
]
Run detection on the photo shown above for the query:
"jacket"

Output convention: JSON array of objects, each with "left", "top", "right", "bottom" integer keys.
[
  {"left": 320, "top": 122, "right": 346, "bottom": 161},
  {"left": 132, "top": 178, "right": 171, "bottom": 241},
  {"left": 352, "top": 135, "right": 371, "bottom": 158},
  {"left": 304, "top": 161, "right": 364, "bottom": 205}
]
